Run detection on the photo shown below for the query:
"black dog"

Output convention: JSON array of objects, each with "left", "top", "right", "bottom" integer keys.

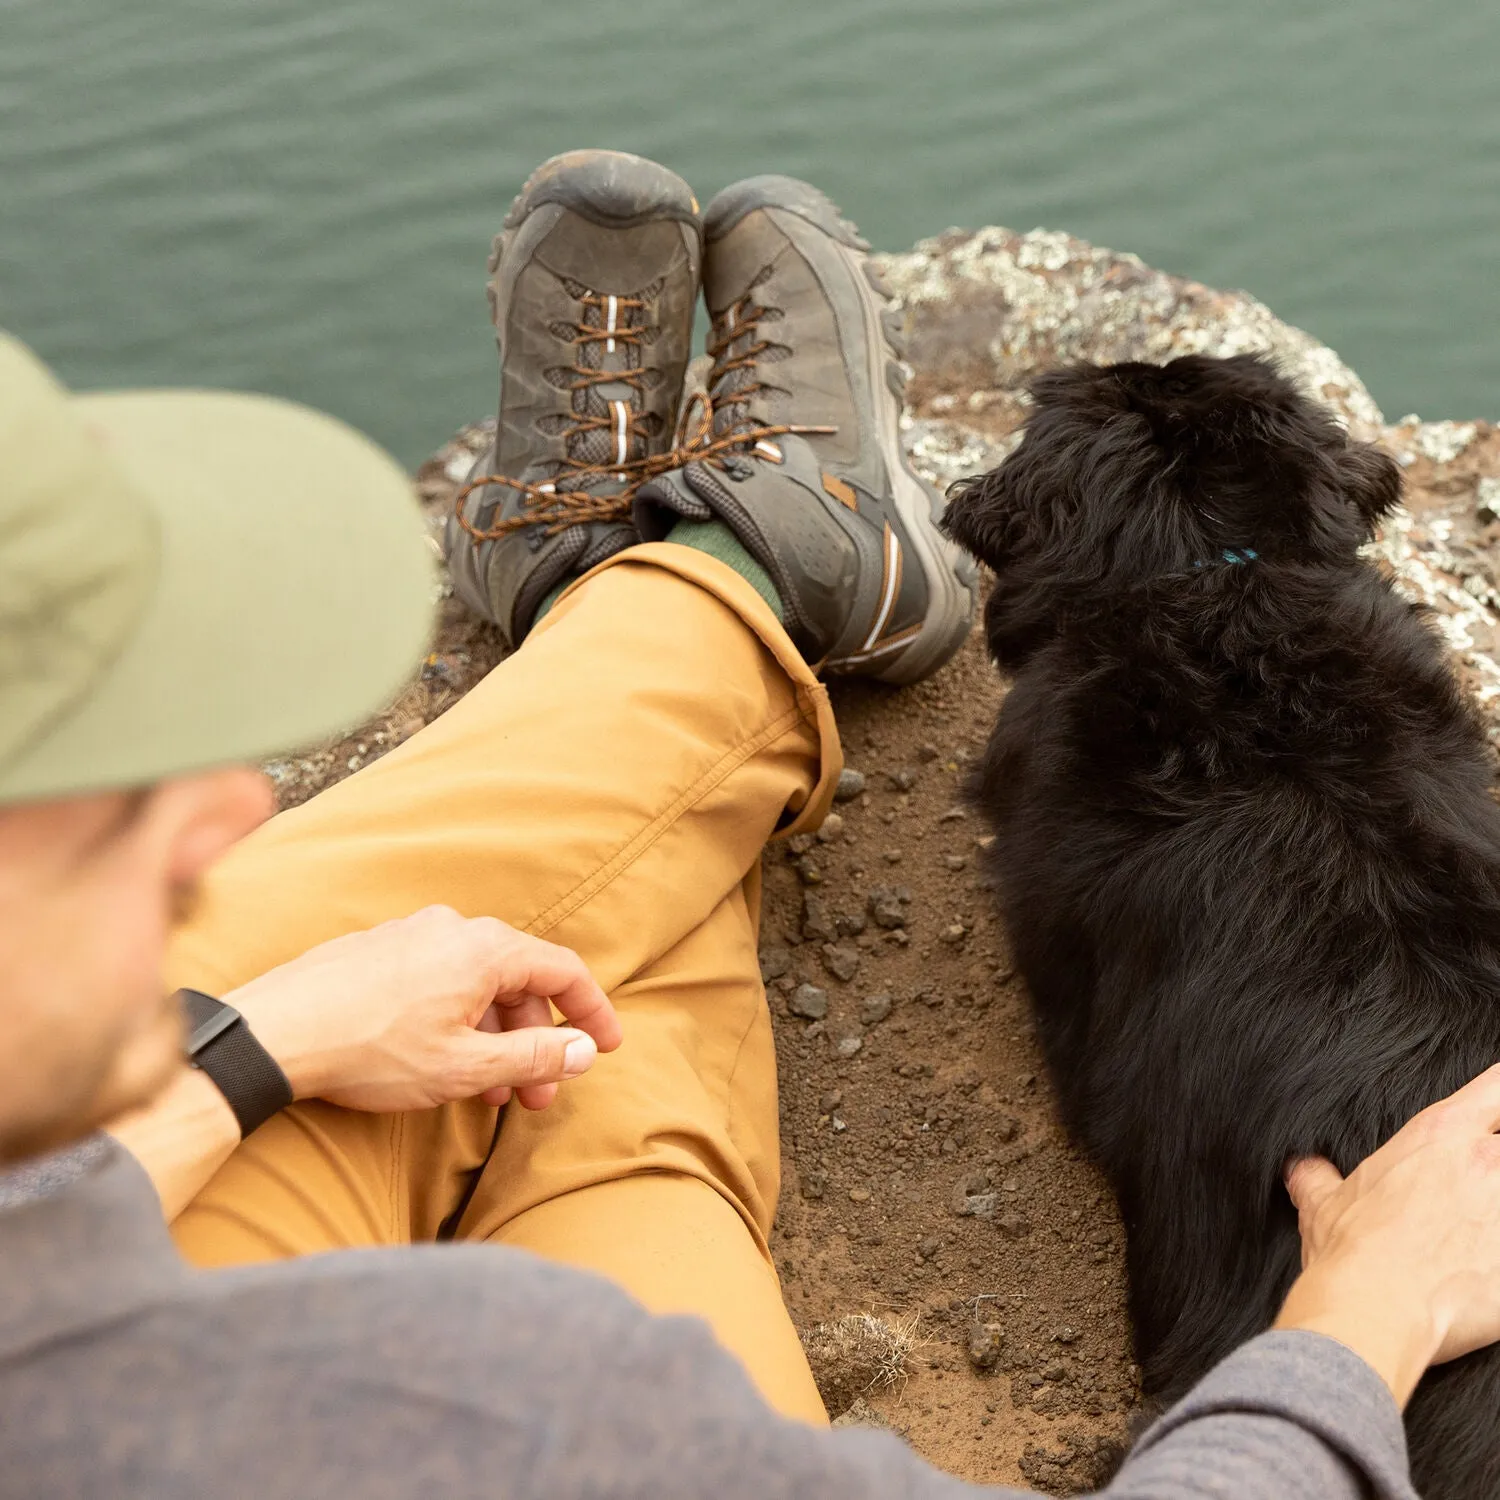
[{"left": 943, "top": 353, "right": 1500, "bottom": 1499}]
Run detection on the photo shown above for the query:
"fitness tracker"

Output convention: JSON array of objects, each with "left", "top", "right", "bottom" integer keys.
[{"left": 177, "top": 988, "right": 294, "bottom": 1138}]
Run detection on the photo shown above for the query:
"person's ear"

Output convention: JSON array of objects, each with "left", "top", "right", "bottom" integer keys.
[{"left": 145, "top": 768, "right": 276, "bottom": 888}]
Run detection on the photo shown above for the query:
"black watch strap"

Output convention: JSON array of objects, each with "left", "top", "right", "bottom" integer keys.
[{"left": 177, "top": 988, "right": 294, "bottom": 1138}]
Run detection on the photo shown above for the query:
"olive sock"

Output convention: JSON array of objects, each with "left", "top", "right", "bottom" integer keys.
[
  {"left": 532, "top": 521, "right": 785, "bottom": 628},
  {"left": 664, "top": 519, "right": 785, "bottom": 623}
]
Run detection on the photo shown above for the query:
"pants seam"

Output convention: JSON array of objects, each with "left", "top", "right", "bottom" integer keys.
[{"left": 524, "top": 701, "right": 814, "bottom": 940}]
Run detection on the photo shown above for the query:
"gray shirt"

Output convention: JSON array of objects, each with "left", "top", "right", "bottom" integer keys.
[{"left": 0, "top": 1143, "right": 1419, "bottom": 1499}]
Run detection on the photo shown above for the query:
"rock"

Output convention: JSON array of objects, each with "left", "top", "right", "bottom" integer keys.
[
  {"left": 940, "top": 922, "right": 968, "bottom": 944},
  {"left": 830, "top": 1396, "right": 888, "bottom": 1430},
  {"left": 867, "top": 886, "right": 911, "bottom": 930},
  {"left": 833, "top": 768, "right": 866, "bottom": 801},
  {"left": 819, "top": 1088, "right": 843, "bottom": 1112},
  {"left": 801, "top": 892, "right": 837, "bottom": 943},
  {"left": 795, "top": 856, "right": 823, "bottom": 886},
  {"left": 800, "top": 1170, "right": 827, "bottom": 1201},
  {"left": 997, "top": 1212, "right": 1030, "bottom": 1240},
  {"left": 859, "top": 992, "right": 894, "bottom": 1026},
  {"left": 1052, "top": 1326, "right": 1080, "bottom": 1345},
  {"left": 758, "top": 945, "right": 793, "bottom": 982},
  {"left": 834, "top": 909, "right": 867, "bottom": 938},
  {"left": 822, "top": 943, "right": 861, "bottom": 982},
  {"left": 938, "top": 807, "right": 966, "bottom": 822},
  {"left": 849, "top": 1186, "right": 871, "bottom": 1202},
  {"left": 917, "top": 1236, "right": 942, "bottom": 1261},
  {"left": 966, "top": 1322, "right": 1005, "bottom": 1372},
  {"left": 885, "top": 768, "right": 916, "bottom": 792},
  {"left": 835, "top": 1035, "right": 864, "bottom": 1059},
  {"left": 816, "top": 812, "right": 845, "bottom": 843},
  {"left": 942, "top": 854, "right": 968, "bottom": 872},
  {"left": 882, "top": 849, "right": 903, "bottom": 864},
  {"left": 917, "top": 743, "right": 940, "bottom": 763},
  {"left": 788, "top": 984, "right": 829, "bottom": 1021},
  {"left": 787, "top": 832, "right": 815, "bottom": 856},
  {"left": 994, "top": 1115, "right": 1021, "bottom": 1143}
]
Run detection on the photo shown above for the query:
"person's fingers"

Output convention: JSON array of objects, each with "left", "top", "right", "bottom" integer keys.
[
  {"left": 491, "top": 990, "right": 556, "bottom": 1035},
  {"left": 513, "top": 1081, "right": 559, "bottom": 1111},
  {"left": 1285, "top": 1156, "right": 1344, "bottom": 1216},
  {"left": 480, "top": 1083, "right": 513, "bottom": 1108},
  {"left": 459, "top": 1024, "right": 597, "bottom": 1098},
  {"left": 473, "top": 924, "right": 621, "bottom": 1051}
]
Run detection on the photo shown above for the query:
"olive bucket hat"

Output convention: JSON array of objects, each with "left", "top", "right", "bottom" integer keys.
[{"left": 0, "top": 333, "right": 434, "bottom": 803}]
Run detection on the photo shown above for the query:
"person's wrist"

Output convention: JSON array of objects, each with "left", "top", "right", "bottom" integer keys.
[
  {"left": 220, "top": 982, "right": 339, "bottom": 1102},
  {"left": 1275, "top": 1259, "right": 1443, "bottom": 1409}
]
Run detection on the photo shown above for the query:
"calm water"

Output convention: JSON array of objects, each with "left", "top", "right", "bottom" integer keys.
[{"left": 5, "top": 0, "right": 1498, "bottom": 466}]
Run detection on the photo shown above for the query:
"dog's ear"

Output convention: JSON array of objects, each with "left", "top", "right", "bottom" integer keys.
[
  {"left": 1339, "top": 440, "right": 1402, "bottom": 537},
  {"left": 941, "top": 465, "right": 1036, "bottom": 571}
]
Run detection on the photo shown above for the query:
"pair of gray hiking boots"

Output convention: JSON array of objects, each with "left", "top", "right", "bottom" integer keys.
[{"left": 444, "top": 149, "right": 977, "bottom": 685}]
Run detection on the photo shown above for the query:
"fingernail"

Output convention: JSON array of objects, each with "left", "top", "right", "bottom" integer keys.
[{"left": 562, "top": 1034, "right": 597, "bottom": 1077}]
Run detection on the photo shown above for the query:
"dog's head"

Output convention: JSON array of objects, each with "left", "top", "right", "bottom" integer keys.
[{"left": 942, "top": 353, "right": 1401, "bottom": 666}]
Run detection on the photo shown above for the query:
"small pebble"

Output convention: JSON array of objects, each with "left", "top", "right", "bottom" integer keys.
[
  {"left": 882, "top": 849, "right": 903, "bottom": 864},
  {"left": 835, "top": 1036, "right": 864, "bottom": 1059},
  {"left": 834, "top": 910, "right": 867, "bottom": 938},
  {"left": 795, "top": 856, "right": 823, "bottom": 886},
  {"left": 943, "top": 854, "right": 968, "bottom": 872},
  {"left": 833, "top": 768, "right": 866, "bottom": 801},
  {"left": 941, "top": 923, "right": 967, "bottom": 944},
  {"left": 859, "top": 993, "right": 893, "bottom": 1026},
  {"left": 816, "top": 812, "right": 845, "bottom": 843},
  {"left": 966, "top": 1322, "right": 1005, "bottom": 1372},
  {"left": 802, "top": 892, "right": 836, "bottom": 943},
  {"left": 849, "top": 1186, "right": 871, "bottom": 1203},
  {"left": 938, "top": 807, "right": 966, "bottom": 822},
  {"left": 758, "top": 945, "right": 792, "bottom": 982},
  {"left": 886, "top": 768, "right": 916, "bottom": 792},
  {"left": 821, "top": 943, "right": 861, "bottom": 983},
  {"left": 917, "top": 743, "right": 940, "bottom": 763},
  {"left": 787, "top": 983, "right": 829, "bottom": 1020},
  {"left": 867, "top": 887, "right": 910, "bottom": 929}
]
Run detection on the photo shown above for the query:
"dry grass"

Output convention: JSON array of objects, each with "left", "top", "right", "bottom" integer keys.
[{"left": 799, "top": 1311, "right": 921, "bottom": 1418}]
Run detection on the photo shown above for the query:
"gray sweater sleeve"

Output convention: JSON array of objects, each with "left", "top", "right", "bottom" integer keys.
[
  {"left": 527, "top": 1264, "right": 1420, "bottom": 1500},
  {"left": 0, "top": 1147, "right": 1422, "bottom": 1500}
]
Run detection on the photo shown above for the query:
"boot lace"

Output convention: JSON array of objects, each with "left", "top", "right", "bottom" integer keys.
[{"left": 455, "top": 290, "right": 834, "bottom": 543}]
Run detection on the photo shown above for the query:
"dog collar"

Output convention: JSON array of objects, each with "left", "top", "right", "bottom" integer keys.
[{"left": 1193, "top": 547, "right": 1259, "bottom": 568}]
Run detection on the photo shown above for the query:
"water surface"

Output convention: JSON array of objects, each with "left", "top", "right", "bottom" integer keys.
[{"left": 5, "top": 0, "right": 1497, "bottom": 464}]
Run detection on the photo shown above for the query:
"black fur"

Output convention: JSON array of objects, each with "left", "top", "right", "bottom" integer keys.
[{"left": 944, "top": 353, "right": 1500, "bottom": 1499}]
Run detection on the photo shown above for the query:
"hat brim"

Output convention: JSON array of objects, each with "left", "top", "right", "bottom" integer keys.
[{"left": 0, "top": 388, "right": 435, "bottom": 803}]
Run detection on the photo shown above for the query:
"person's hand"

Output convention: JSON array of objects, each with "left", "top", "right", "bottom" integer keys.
[
  {"left": 1274, "top": 1061, "right": 1500, "bottom": 1406},
  {"left": 223, "top": 905, "right": 622, "bottom": 1114}
]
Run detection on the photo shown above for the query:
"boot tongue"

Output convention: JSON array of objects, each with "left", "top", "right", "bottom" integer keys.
[{"left": 567, "top": 284, "right": 644, "bottom": 481}]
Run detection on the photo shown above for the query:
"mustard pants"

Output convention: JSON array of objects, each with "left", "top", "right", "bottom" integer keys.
[{"left": 166, "top": 545, "right": 840, "bottom": 1424}]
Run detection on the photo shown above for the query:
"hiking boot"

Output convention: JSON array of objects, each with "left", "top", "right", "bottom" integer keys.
[
  {"left": 633, "top": 175, "right": 976, "bottom": 683},
  {"left": 444, "top": 150, "right": 701, "bottom": 649}
]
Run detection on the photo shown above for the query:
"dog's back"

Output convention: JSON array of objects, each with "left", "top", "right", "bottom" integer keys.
[{"left": 946, "top": 354, "right": 1500, "bottom": 1499}]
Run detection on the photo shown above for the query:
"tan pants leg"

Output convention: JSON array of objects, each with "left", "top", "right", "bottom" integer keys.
[{"left": 166, "top": 545, "right": 840, "bottom": 1422}]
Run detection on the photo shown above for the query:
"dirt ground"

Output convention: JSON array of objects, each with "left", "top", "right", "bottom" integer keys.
[{"left": 259, "top": 228, "right": 1500, "bottom": 1495}]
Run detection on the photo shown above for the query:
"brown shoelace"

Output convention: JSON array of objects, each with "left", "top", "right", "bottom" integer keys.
[{"left": 454, "top": 292, "right": 834, "bottom": 543}]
